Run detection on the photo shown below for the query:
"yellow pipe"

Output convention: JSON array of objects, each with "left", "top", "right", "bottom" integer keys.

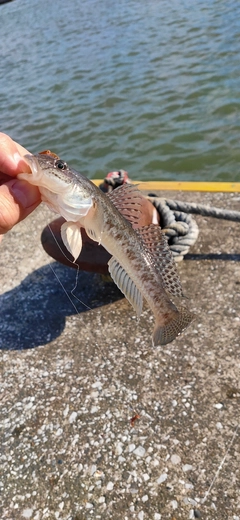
[{"left": 92, "top": 180, "right": 240, "bottom": 192}]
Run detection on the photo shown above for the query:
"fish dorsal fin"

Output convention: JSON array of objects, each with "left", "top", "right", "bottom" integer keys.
[
  {"left": 136, "top": 225, "right": 184, "bottom": 299},
  {"left": 108, "top": 257, "right": 143, "bottom": 318},
  {"left": 107, "top": 184, "right": 146, "bottom": 228},
  {"left": 61, "top": 222, "right": 82, "bottom": 262}
]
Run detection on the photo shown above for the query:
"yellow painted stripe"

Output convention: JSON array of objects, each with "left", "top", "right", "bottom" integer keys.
[{"left": 92, "top": 180, "right": 240, "bottom": 192}]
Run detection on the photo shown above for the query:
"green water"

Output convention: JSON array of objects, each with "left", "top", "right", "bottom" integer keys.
[{"left": 1, "top": 0, "right": 240, "bottom": 181}]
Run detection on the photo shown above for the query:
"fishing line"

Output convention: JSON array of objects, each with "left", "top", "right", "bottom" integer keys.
[
  {"left": 47, "top": 222, "right": 92, "bottom": 311},
  {"left": 201, "top": 422, "right": 239, "bottom": 505},
  {"left": 45, "top": 218, "right": 106, "bottom": 359},
  {"left": 17, "top": 204, "right": 106, "bottom": 360},
  {"left": 19, "top": 201, "right": 92, "bottom": 314},
  {"left": 47, "top": 261, "right": 80, "bottom": 314}
]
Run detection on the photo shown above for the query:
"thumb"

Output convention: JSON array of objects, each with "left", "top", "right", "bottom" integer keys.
[{"left": 0, "top": 179, "right": 40, "bottom": 234}]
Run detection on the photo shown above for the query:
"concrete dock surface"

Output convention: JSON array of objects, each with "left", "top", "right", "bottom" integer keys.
[{"left": 0, "top": 190, "right": 239, "bottom": 520}]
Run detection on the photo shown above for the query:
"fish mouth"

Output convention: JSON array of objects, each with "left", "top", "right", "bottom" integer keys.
[
  {"left": 17, "top": 154, "right": 42, "bottom": 185},
  {"left": 19, "top": 154, "right": 72, "bottom": 194},
  {"left": 24, "top": 154, "right": 39, "bottom": 177},
  {"left": 21, "top": 153, "right": 94, "bottom": 220}
]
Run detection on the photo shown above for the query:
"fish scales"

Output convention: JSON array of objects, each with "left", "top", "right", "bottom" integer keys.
[
  {"left": 66, "top": 191, "right": 178, "bottom": 322},
  {"left": 18, "top": 154, "right": 194, "bottom": 346}
]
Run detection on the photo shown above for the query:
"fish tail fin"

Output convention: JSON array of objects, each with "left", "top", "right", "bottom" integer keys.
[{"left": 152, "top": 306, "right": 194, "bottom": 346}]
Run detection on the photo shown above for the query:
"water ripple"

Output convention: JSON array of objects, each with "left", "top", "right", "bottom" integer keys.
[{"left": 0, "top": 0, "right": 240, "bottom": 181}]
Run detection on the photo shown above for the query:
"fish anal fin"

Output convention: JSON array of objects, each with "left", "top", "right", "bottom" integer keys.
[
  {"left": 61, "top": 221, "right": 82, "bottom": 262},
  {"left": 136, "top": 224, "right": 184, "bottom": 299},
  {"left": 108, "top": 257, "right": 143, "bottom": 317}
]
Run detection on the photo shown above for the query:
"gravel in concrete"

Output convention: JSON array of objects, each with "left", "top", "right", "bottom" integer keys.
[{"left": 0, "top": 190, "right": 239, "bottom": 520}]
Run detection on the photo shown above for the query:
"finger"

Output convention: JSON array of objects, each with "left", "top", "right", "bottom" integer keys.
[
  {"left": 0, "top": 179, "right": 40, "bottom": 234},
  {"left": 0, "top": 172, "right": 12, "bottom": 185},
  {"left": 0, "top": 132, "right": 31, "bottom": 177}
]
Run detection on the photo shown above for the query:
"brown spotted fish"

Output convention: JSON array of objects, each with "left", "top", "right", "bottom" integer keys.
[{"left": 18, "top": 154, "right": 193, "bottom": 346}]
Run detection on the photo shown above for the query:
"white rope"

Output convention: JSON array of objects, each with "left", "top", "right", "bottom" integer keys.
[{"left": 148, "top": 196, "right": 240, "bottom": 262}]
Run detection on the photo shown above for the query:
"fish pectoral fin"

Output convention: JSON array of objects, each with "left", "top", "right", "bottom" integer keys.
[
  {"left": 108, "top": 257, "right": 143, "bottom": 318},
  {"left": 107, "top": 184, "right": 146, "bottom": 229},
  {"left": 60, "top": 221, "right": 82, "bottom": 262},
  {"left": 136, "top": 225, "right": 184, "bottom": 299}
]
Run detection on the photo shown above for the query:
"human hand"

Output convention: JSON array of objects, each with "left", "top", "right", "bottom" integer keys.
[{"left": 0, "top": 133, "right": 40, "bottom": 238}]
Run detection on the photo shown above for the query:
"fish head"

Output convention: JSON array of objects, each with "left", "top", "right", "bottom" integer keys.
[
  {"left": 20, "top": 154, "right": 75, "bottom": 192},
  {"left": 18, "top": 154, "right": 93, "bottom": 221}
]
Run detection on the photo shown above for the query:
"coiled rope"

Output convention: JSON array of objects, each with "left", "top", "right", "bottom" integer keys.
[
  {"left": 148, "top": 196, "right": 240, "bottom": 262},
  {"left": 101, "top": 172, "right": 240, "bottom": 262}
]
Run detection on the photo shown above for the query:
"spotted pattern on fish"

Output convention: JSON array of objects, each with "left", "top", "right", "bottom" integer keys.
[
  {"left": 135, "top": 224, "right": 184, "bottom": 299},
  {"left": 19, "top": 154, "right": 194, "bottom": 346}
]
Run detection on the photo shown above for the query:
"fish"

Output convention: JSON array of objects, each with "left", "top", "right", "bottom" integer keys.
[{"left": 18, "top": 154, "right": 194, "bottom": 346}]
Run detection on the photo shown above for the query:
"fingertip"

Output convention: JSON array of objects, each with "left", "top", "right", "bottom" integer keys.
[
  {"left": 13, "top": 153, "right": 32, "bottom": 174},
  {"left": 0, "top": 133, "right": 30, "bottom": 176},
  {"left": 0, "top": 180, "right": 41, "bottom": 234}
]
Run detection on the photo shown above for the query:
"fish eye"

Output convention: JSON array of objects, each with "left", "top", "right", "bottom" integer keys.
[{"left": 55, "top": 159, "right": 67, "bottom": 170}]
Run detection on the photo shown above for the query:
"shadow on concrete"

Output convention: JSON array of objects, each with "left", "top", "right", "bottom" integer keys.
[
  {"left": 185, "top": 252, "right": 240, "bottom": 261},
  {"left": 0, "top": 262, "right": 122, "bottom": 351}
]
